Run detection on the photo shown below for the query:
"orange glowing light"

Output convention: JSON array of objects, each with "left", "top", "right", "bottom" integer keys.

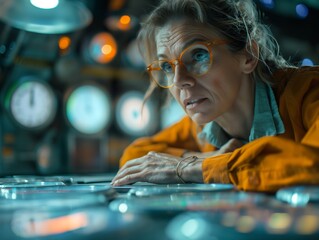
[
  {"left": 59, "top": 36, "right": 71, "bottom": 50},
  {"left": 120, "top": 15, "right": 131, "bottom": 25},
  {"left": 117, "top": 15, "right": 131, "bottom": 31},
  {"left": 102, "top": 44, "right": 112, "bottom": 55},
  {"left": 89, "top": 32, "right": 117, "bottom": 64},
  {"left": 109, "top": 0, "right": 126, "bottom": 11},
  {"left": 24, "top": 212, "right": 88, "bottom": 236}
]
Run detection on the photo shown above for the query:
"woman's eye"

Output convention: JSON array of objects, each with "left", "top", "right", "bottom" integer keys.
[
  {"left": 160, "top": 62, "right": 173, "bottom": 73},
  {"left": 192, "top": 49, "right": 210, "bottom": 62}
]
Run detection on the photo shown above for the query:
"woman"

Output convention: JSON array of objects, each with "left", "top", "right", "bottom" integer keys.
[{"left": 112, "top": 0, "right": 319, "bottom": 192}]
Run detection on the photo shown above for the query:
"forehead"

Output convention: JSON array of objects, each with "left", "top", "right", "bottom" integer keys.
[{"left": 155, "top": 19, "right": 220, "bottom": 56}]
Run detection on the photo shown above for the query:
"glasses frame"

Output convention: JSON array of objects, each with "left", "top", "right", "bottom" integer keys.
[{"left": 147, "top": 39, "right": 228, "bottom": 88}]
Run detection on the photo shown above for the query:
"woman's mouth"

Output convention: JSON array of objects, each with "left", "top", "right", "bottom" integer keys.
[{"left": 185, "top": 98, "right": 207, "bottom": 110}]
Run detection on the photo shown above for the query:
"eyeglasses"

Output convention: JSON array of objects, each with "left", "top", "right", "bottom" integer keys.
[{"left": 147, "top": 39, "right": 228, "bottom": 88}]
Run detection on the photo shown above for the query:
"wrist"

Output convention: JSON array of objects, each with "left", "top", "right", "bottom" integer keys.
[{"left": 176, "top": 156, "right": 203, "bottom": 183}]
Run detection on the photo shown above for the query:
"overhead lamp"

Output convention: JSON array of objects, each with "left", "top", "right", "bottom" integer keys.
[
  {"left": 0, "top": 0, "right": 92, "bottom": 34},
  {"left": 30, "top": 0, "right": 59, "bottom": 9}
]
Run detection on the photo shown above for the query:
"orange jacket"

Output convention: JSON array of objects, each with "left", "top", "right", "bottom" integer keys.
[{"left": 120, "top": 66, "right": 319, "bottom": 192}]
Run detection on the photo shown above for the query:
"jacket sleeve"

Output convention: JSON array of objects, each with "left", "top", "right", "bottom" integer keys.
[
  {"left": 203, "top": 68, "right": 319, "bottom": 192},
  {"left": 202, "top": 136, "right": 319, "bottom": 192},
  {"left": 120, "top": 116, "right": 216, "bottom": 167}
]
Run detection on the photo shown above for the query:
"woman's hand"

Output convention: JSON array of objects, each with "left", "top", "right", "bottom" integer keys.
[
  {"left": 111, "top": 151, "right": 203, "bottom": 186},
  {"left": 111, "top": 138, "right": 243, "bottom": 186}
]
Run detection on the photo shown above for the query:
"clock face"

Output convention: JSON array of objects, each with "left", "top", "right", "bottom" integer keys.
[
  {"left": 65, "top": 84, "right": 112, "bottom": 135},
  {"left": 115, "top": 91, "right": 157, "bottom": 137},
  {"left": 8, "top": 79, "right": 57, "bottom": 130}
]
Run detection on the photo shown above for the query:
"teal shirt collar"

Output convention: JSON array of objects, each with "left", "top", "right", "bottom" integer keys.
[{"left": 199, "top": 79, "right": 285, "bottom": 148}]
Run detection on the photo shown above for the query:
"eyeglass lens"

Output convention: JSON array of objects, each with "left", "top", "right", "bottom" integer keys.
[{"left": 150, "top": 44, "right": 212, "bottom": 87}]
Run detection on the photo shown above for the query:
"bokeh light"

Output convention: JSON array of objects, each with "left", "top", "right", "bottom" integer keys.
[
  {"left": 301, "top": 58, "right": 314, "bottom": 66},
  {"left": 88, "top": 32, "right": 117, "bottom": 64},
  {"left": 296, "top": 3, "right": 309, "bottom": 18},
  {"left": 259, "top": 0, "right": 275, "bottom": 9},
  {"left": 58, "top": 36, "right": 71, "bottom": 51},
  {"left": 30, "top": 0, "right": 59, "bottom": 9}
]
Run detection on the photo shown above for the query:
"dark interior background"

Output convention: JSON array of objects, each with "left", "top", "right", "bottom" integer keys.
[{"left": 0, "top": 0, "right": 318, "bottom": 176}]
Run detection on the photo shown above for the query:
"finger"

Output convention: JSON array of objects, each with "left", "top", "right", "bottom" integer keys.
[
  {"left": 119, "top": 152, "right": 162, "bottom": 171},
  {"left": 111, "top": 156, "right": 146, "bottom": 182},
  {"left": 111, "top": 153, "right": 157, "bottom": 184},
  {"left": 120, "top": 156, "right": 145, "bottom": 169},
  {"left": 112, "top": 152, "right": 171, "bottom": 183},
  {"left": 112, "top": 172, "right": 144, "bottom": 186},
  {"left": 112, "top": 164, "right": 142, "bottom": 184}
]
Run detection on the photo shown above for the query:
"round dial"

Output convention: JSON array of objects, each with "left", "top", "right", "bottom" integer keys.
[
  {"left": 6, "top": 78, "right": 57, "bottom": 130},
  {"left": 115, "top": 91, "right": 158, "bottom": 137},
  {"left": 65, "top": 84, "right": 112, "bottom": 135}
]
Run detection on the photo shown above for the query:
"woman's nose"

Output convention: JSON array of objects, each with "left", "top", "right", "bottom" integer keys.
[{"left": 173, "top": 64, "right": 195, "bottom": 89}]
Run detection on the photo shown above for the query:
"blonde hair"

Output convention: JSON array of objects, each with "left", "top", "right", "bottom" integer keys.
[{"left": 137, "top": 0, "right": 296, "bottom": 101}]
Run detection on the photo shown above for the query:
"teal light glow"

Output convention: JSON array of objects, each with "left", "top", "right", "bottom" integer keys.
[
  {"left": 30, "top": 0, "right": 59, "bottom": 9},
  {"left": 66, "top": 85, "right": 111, "bottom": 134}
]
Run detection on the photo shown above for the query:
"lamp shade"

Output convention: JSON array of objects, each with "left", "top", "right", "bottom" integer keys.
[{"left": 0, "top": 0, "right": 92, "bottom": 34}]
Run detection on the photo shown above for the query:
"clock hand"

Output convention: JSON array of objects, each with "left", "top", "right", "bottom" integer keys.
[{"left": 30, "top": 86, "right": 34, "bottom": 107}]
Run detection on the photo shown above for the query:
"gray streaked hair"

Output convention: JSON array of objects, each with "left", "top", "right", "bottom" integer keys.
[{"left": 137, "top": 0, "right": 296, "bottom": 101}]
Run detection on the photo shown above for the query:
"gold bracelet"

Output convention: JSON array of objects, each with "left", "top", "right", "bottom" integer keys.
[{"left": 176, "top": 156, "right": 197, "bottom": 184}]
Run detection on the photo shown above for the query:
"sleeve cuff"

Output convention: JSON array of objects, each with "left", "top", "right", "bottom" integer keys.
[{"left": 202, "top": 153, "right": 231, "bottom": 184}]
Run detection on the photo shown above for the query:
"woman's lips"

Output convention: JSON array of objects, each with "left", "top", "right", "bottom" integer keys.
[{"left": 185, "top": 98, "right": 207, "bottom": 110}]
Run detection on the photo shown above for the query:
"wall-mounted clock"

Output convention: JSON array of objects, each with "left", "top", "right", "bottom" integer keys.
[
  {"left": 4, "top": 76, "right": 57, "bottom": 130},
  {"left": 64, "top": 84, "right": 112, "bottom": 135}
]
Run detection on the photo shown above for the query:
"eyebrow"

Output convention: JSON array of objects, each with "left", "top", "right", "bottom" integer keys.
[{"left": 156, "top": 37, "right": 208, "bottom": 59}]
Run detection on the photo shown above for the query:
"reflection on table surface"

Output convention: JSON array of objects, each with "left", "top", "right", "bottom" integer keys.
[{"left": 0, "top": 175, "right": 318, "bottom": 240}]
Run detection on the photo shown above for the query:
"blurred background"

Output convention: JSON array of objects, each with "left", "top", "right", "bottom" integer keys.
[{"left": 0, "top": 0, "right": 318, "bottom": 176}]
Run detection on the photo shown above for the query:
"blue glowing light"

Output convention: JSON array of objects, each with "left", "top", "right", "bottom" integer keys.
[
  {"left": 301, "top": 58, "right": 314, "bottom": 66},
  {"left": 296, "top": 4, "right": 309, "bottom": 18},
  {"left": 259, "top": 0, "right": 275, "bottom": 9}
]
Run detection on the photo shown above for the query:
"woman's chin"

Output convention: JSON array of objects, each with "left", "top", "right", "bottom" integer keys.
[{"left": 190, "top": 114, "right": 213, "bottom": 126}]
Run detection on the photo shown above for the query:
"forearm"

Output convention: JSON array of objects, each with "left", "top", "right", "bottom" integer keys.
[
  {"left": 203, "top": 136, "right": 319, "bottom": 192},
  {"left": 119, "top": 116, "right": 206, "bottom": 166}
]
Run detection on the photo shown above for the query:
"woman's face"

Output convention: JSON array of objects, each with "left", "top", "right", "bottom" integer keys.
[{"left": 155, "top": 19, "right": 249, "bottom": 125}]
